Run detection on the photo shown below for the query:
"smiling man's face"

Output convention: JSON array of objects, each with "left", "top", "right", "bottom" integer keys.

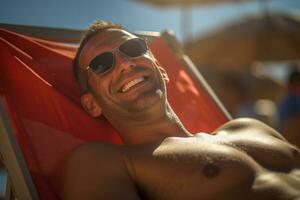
[{"left": 78, "top": 28, "right": 167, "bottom": 122}]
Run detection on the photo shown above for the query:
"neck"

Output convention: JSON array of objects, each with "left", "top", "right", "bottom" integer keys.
[{"left": 111, "top": 102, "right": 191, "bottom": 145}]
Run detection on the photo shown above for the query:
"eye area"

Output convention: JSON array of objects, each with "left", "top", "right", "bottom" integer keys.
[
  {"left": 89, "top": 52, "right": 114, "bottom": 74},
  {"left": 87, "top": 38, "right": 148, "bottom": 75},
  {"left": 120, "top": 39, "right": 147, "bottom": 57}
]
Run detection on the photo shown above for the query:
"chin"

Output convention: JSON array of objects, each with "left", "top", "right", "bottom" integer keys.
[{"left": 128, "top": 89, "right": 166, "bottom": 112}]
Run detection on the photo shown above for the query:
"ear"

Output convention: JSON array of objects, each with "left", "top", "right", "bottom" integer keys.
[
  {"left": 80, "top": 93, "right": 102, "bottom": 117},
  {"left": 155, "top": 60, "right": 170, "bottom": 83}
]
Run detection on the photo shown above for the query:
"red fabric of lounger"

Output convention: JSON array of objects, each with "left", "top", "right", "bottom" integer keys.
[{"left": 0, "top": 28, "right": 228, "bottom": 199}]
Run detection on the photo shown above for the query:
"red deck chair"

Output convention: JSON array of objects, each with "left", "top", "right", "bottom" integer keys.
[{"left": 0, "top": 25, "right": 230, "bottom": 200}]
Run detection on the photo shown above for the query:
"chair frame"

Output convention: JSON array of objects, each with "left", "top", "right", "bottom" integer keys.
[{"left": 0, "top": 98, "right": 39, "bottom": 200}]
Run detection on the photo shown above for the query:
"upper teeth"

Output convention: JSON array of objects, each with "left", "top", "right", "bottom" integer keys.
[{"left": 122, "top": 77, "right": 145, "bottom": 93}]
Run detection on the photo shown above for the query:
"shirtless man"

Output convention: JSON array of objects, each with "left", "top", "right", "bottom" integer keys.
[{"left": 61, "top": 20, "right": 300, "bottom": 200}]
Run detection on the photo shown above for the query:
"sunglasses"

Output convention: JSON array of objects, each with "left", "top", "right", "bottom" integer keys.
[{"left": 86, "top": 38, "right": 148, "bottom": 75}]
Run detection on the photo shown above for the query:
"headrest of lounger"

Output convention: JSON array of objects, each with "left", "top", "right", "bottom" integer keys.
[{"left": 0, "top": 28, "right": 82, "bottom": 105}]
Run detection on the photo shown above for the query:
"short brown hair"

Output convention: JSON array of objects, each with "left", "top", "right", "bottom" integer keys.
[{"left": 73, "top": 20, "right": 122, "bottom": 92}]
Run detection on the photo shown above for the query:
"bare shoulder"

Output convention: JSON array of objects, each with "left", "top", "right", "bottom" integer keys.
[
  {"left": 214, "top": 118, "right": 287, "bottom": 141},
  {"left": 60, "top": 142, "right": 140, "bottom": 200},
  {"left": 61, "top": 141, "right": 124, "bottom": 184},
  {"left": 64, "top": 141, "right": 123, "bottom": 164},
  {"left": 212, "top": 118, "right": 300, "bottom": 171}
]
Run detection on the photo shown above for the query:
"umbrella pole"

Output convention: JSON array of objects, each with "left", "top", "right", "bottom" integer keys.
[
  {"left": 181, "top": 6, "right": 192, "bottom": 44},
  {"left": 258, "top": 0, "right": 269, "bottom": 15}
]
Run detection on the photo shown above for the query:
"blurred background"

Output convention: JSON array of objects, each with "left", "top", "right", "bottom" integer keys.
[{"left": 1, "top": 0, "right": 300, "bottom": 198}]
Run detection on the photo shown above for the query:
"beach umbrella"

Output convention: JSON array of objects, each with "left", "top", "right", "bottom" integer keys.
[
  {"left": 134, "top": 0, "right": 258, "bottom": 42},
  {"left": 185, "top": 13, "right": 300, "bottom": 69}
]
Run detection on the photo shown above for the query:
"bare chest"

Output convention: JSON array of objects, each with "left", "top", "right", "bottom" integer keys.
[
  {"left": 125, "top": 137, "right": 257, "bottom": 200},
  {"left": 124, "top": 135, "right": 299, "bottom": 200}
]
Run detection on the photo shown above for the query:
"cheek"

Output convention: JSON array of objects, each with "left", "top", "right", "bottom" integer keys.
[
  {"left": 88, "top": 76, "right": 99, "bottom": 91},
  {"left": 88, "top": 77, "right": 107, "bottom": 100},
  {"left": 129, "top": 56, "right": 167, "bottom": 94}
]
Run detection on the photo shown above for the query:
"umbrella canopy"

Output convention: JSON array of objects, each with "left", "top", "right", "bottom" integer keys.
[
  {"left": 135, "top": 0, "right": 253, "bottom": 7},
  {"left": 135, "top": 0, "right": 258, "bottom": 42},
  {"left": 185, "top": 13, "right": 300, "bottom": 69}
]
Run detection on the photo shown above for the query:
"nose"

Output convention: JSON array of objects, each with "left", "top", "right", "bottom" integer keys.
[{"left": 114, "top": 51, "right": 136, "bottom": 74}]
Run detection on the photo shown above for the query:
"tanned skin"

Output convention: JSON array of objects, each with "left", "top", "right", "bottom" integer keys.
[{"left": 61, "top": 28, "right": 300, "bottom": 200}]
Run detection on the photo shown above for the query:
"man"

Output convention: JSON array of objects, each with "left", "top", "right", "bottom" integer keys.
[{"left": 61, "top": 20, "right": 300, "bottom": 199}]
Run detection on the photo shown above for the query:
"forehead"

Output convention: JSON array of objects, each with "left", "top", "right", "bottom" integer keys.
[{"left": 78, "top": 29, "right": 137, "bottom": 69}]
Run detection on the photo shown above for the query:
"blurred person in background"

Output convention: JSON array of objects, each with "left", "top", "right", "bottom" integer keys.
[{"left": 278, "top": 65, "right": 300, "bottom": 147}]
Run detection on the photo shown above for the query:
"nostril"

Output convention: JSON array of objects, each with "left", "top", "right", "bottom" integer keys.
[{"left": 120, "top": 61, "right": 135, "bottom": 73}]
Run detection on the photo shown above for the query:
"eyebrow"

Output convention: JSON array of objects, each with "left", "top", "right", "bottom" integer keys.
[
  {"left": 94, "top": 34, "right": 136, "bottom": 50},
  {"left": 80, "top": 31, "right": 138, "bottom": 66}
]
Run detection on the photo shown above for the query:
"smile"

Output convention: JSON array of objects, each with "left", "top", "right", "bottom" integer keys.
[{"left": 121, "top": 76, "right": 147, "bottom": 93}]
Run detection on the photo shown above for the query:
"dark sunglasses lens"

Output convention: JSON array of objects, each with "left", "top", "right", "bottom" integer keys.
[
  {"left": 89, "top": 52, "right": 114, "bottom": 74},
  {"left": 119, "top": 39, "right": 147, "bottom": 57}
]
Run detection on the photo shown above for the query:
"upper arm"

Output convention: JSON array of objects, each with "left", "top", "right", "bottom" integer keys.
[{"left": 60, "top": 142, "right": 140, "bottom": 200}]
